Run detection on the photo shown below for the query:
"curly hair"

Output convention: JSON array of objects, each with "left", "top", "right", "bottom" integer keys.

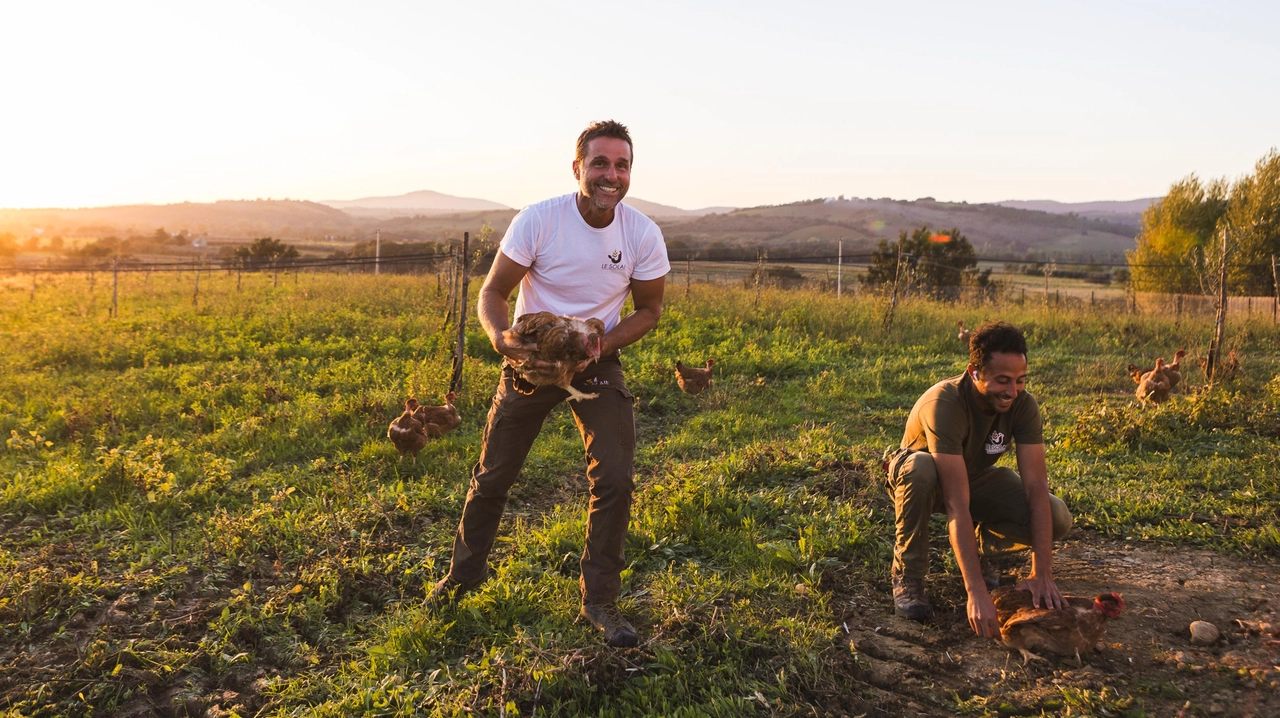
[
  {"left": 575, "top": 120, "right": 633, "bottom": 164},
  {"left": 969, "top": 321, "right": 1028, "bottom": 371}
]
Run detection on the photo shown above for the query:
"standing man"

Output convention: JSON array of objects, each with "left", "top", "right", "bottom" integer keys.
[
  {"left": 429, "top": 120, "right": 669, "bottom": 648},
  {"left": 884, "top": 322, "right": 1073, "bottom": 639}
]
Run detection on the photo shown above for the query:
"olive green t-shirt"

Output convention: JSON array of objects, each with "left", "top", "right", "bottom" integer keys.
[{"left": 900, "top": 372, "right": 1044, "bottom": 477}]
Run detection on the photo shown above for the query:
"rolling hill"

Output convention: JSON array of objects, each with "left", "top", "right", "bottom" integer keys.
[
  {"left": 1, "top": 195, "right": 1143, "bottom": 262},
  {"left": 320, "top": 190, "right": 511, "bottom": 217},
  {"left": 658, "top": 197, "right": 1140, "bottom": 261},
  {"left": 996, "top": 198, "right": 1157, "bottom": 230}
]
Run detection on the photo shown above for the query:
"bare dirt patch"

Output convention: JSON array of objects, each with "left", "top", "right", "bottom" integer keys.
[{"left": 836, "top": 532, "right": 1280, "bottom": 716}]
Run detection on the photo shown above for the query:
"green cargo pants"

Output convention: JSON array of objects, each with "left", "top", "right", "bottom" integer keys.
[{"left": 885, "top": 449, "right": 1073, "bottom": 580}]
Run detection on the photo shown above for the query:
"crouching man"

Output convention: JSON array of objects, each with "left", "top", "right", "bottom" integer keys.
[{"left": 885, "top": 321, "right": 1073, "bottom": 639}]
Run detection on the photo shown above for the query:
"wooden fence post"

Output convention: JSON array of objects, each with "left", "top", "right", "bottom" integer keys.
[
  {"left": 1272, "top": 255, "right": 1278, "bottom": 325},
  {"left": 448, "top": 232, "right": 471, "bottom": 395},
  {"left": 1207, "top": 227, "right": 1231, "bottom": 383}
]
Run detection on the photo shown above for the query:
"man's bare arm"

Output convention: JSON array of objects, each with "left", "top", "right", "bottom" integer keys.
[
  {"left": 601, "top": 276, "right": 665, "bottom": 356},
  {"left": 1014, "top": 443, "right": 1065, "bottom": 609},
  {"left": 934, "top": 452, "right": 1000, "bottom": 639},
  {"left": 478, "top": 252, "right": 540, "bottom": 365}
]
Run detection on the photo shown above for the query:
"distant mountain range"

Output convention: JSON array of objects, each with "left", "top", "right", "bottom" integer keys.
[
  {"left": 318, "top": 190, "right": 734, "bottom": 220},
  {"left": 320, "top": 190, "right": 509, "bottom": 216},
  {"left": 0, "top": 191, "right": 1155, "bottom": 261},
  {"left": 995, "top": 198, "right": 1158, "bottom": 229}
]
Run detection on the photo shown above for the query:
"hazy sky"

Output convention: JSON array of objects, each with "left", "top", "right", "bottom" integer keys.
[{"left": 3, "top": 1, "right": 1278, "bottom": 210}]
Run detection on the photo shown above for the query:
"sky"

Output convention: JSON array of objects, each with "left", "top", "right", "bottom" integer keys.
[{"left": 2, "top": 0, "right": 1278, "bottom": 211}]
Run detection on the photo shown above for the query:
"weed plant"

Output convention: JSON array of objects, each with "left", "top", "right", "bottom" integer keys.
[{"left": 0, "top": 270, "right": 1276, "bottom": 715}]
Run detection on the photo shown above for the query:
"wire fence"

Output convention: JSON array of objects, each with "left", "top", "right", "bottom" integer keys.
[{"left": 5, "top": 248, "right": 1280, "bottom": 323}]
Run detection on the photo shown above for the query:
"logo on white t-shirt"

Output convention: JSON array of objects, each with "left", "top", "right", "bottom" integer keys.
[
  {"left": 984, "top": 431, "right": 1008, "bottom": 455},
  {"left": 602, "top": 249, "right": 626, "bottom": 270}
]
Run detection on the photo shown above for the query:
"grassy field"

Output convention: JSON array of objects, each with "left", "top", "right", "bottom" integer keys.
[{"left": 1, "top": 270, "right": 1278, "bottom": 717}]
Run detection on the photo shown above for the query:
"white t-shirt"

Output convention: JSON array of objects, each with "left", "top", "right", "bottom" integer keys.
[{"left": 500, "top": 193, "right": 670, "bottom": 332}]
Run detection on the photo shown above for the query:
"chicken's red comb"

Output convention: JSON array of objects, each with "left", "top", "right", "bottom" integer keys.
[{"left": 1094, "top": 592, "right": 1125, "bottom": 617}]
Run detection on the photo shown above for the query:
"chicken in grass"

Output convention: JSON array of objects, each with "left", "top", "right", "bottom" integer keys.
[
  {"left": 992, "top": 586, "right": 1126, "bottom": 666},
  {"left": 1162, "top": 349, "right": 1187, "bottom": 389},
  {"left": 675, "top": 359, "right": 715, "bottom": 395},
  {"left": 413, "top": 391, "right": 461, "bottom": 438},
  {"left": 501, "top": 312, "right": 606, "bottom": 402},
  {"left": 1222, "top": 349, "right": 1241, "bottom": 381},
  {"left": 1128, "top": 349, "right": 1186, "bottom": 391},
  {"left": 1135, "top": 358, "right": 1173, "bottom": 404},
  {"left": 957, "top": 320, "right": 971, "bottom": 344},
  {"left": 387, "top": 393, "right": 461, "bottom": 458},
  {"left": 1198, "top": 348, "right": 1241, "bottom": 382}
]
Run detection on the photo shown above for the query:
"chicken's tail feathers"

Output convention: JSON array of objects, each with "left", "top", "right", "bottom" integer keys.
[{"left": 676, "top": 360, "right": 687, "bottom": 371}]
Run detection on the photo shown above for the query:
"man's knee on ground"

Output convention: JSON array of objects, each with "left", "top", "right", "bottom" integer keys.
[
  {"left": 895, "top": 451, "right": 938, "bottom": 486},
  {"left": 1049, "top": 495, "right": 1073, "bottom": 540}
]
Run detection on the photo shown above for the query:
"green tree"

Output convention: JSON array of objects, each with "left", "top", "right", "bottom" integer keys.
[
  {"left": 1127, "top": 174, "right": 1228, "bottom": 294},
  {"left": 1222, "top": 149, "right": 1280, "bottom": 295},
  {"left": 234, "top": 237, "right": 299, "bottom": 268},
  {"left": 863, "top": 225, "right": 988, "bottom": 301},
  {"left": 1129, "top": 149, "right": 1280, "bottom": 295}
]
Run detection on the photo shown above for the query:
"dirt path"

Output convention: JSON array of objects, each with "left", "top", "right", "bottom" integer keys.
[{"left": 838, "top": 532, "right": 1280, "bottom": 716}]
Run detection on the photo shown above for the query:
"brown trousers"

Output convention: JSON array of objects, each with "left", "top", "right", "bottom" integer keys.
[
  {"left": 446, "top": 355, "right": 636, "bottom": 604},
  {"left": 885, "top": 449, "right": 1073, "bottom": 580}
]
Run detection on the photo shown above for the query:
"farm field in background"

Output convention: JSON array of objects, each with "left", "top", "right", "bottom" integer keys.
[{"left": 1, "top": 271, "right": 1278, "bottom": 717}]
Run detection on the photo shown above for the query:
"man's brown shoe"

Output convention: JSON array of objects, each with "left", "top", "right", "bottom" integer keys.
[
  {"left": 892, "top": 575, "right": 932, "bottom": 621},
  {"left": 581, "top": 602, "right": 638, "bottom": 647},
  {"left": 424, "top": 574, "right": 484, "bottom": 609}
]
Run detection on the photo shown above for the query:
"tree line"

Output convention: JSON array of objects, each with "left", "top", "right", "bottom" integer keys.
[{"left": 1129, "top": 149, "right": 1280, "bottom": 295}]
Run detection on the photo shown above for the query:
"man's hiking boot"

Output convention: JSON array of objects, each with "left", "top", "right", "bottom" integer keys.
[
  {"left": 581, "top": 602, "right": 639, "bottom": 648},
  {"left": 980, "top": 556, "right": 1001, "bottom": 591},
  {"left": 424, "top": 573, "right": 484, "bottom": 609},
  {"left": 892, "top": 575, "right": 932, "bottom": 621}
]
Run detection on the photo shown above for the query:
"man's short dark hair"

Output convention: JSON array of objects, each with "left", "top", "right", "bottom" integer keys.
[
  {"left": 576, "top": 120, "right": 633, "bottom": 164},
  {"left": 969, "top": 321, "right": 1028, "bottom": 370}
]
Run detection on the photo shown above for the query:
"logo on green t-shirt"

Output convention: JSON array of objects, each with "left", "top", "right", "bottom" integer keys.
[{"left": 984, "top": 431, "right": 1007, "bottom": 455}]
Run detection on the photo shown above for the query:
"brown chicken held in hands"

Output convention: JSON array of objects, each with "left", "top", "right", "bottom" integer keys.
[
  {"left": 992, "top": 586, "right": 1125, "bottom": 665},
  {"left": 501, "top": 312, "right": 605, "bottom": 402},
  {"left": 675, "top": 359, "right": 715, "bottom": 395}
]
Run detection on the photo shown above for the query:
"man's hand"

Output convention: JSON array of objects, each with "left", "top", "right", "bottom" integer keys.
[
  {"left": 492, "top": 331, "right": 542, "bottom": 366},
  {"left": 968, "top": 587, "right": 1001, "bottom": 639},
  {"left": 1016, "top": 572, "right": 1065, "bottom": 610}
]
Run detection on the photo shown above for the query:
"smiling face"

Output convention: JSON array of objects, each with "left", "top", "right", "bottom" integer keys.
[
  {"left": 572, "top": 136, "right": 631, "bottom": 223},
  {"left": 968, "top": 351, "right": 1027, "bottom": 414}
]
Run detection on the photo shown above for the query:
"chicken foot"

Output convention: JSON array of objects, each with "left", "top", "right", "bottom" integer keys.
[
  {"left": 1017, "top": 647, "right": 1049, "bottom": 665},
  {"left": 559, "top": 382, "right": 600, "bottom": 402}
]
